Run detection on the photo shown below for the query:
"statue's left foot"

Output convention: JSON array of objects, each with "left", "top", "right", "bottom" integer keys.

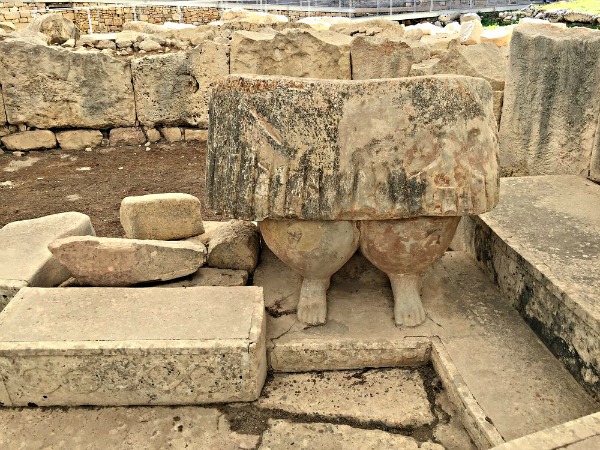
[
  {"left": 297, "top": 278, "right": 329, "bottom": 326},
  {"left": 390, "top": 274, "right": 426, "bottom": 328}
]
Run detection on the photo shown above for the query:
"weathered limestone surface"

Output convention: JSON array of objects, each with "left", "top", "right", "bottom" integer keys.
[
  {"left": 0, "top": 407, "right": 260, "bottom": 449},
  {"left": 56, "top": 130, "right": 103, "bottom": 151},
  {"left": 159, "top": 127, "right": 183, "bottom": 142},
  {"left": 0, "top": 286, "right": 266, "bottom": 406},
  {"left": 1, "top": 130, "right": 56, "bottom": 151},
  {"left": 499, "top": 25, "right": 600, "bottom": 178},
  {"left": 0, "top": 88, "right": 5, "bottom": 125},
  {"left": 132, "top": 40, "right": 229, "bottom": 128},
  {"left": 257, "top": 369, "right": 434, "bottom": 428},
  {"left": 0, "top": 212, "right": 95, "bottom": 309},
  {"left": 415, "top": 43, "right": 507, "bottom": 90},
  {"left": 208, "top": 75, "right": 499, "bottom": 220},
  {"left": 457, "top": 176, "right": 600, "bottom": 400},
  {"left": 0, "top": 41, "right": 136, "bottom": 129},
  {"left": 351, "top": 36, "right": 429, "bottom": 79},
  {"left": 48, "top": 236, "right": 206, "bottom": 286},
  {"left": 159, "top": 268, "right": 248, "bottom": 287},
  {"left": 259, "top": 420, "right": 427, "bottom": 450},
  {"left": 230, "top": 29, "right": 352, "bottom": 79},
  {"left": 188, "top": 220, "right": 260, "bottom": 273},
  {"left": 491, "top": 412, "right": 600, "bottom": 450},
  {"left": 26, "top": 13, "right": 80, "bottom": 44},
  {"left": 109, "top": 127, "right": 146, "bottom": 145},
  {"left": 120, "top": 193, "right": 204, "bottom": 240}
]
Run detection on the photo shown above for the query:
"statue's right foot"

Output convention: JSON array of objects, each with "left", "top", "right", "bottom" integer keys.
[
  {"left": 297, "top": 278, "right": 329, "bottom": 326},
  {"left": 390, "top": 274, "right": 426, "bottom": 328}
]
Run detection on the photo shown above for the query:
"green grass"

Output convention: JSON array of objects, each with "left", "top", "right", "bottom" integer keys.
[{"left": 541, "top": 0, "right": 600, "bottom": 14}]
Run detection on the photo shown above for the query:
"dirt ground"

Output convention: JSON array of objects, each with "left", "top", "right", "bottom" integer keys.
[{"left": 0, "top": 140, "right": 224, "bottom": 236}]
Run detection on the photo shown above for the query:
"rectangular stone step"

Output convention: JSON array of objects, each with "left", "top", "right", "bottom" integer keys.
[
  {"left": 0, "top": 286, "right": 266, "bottom": 407},
  {"left": 456, "top": 175, "right": 600, "bottom": 399}
]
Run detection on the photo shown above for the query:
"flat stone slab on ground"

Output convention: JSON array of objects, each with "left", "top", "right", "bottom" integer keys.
[
  {"left": 257, "top": 246, "right": 598, "bottom": 441},
  {"left": 492, "top": 412, "right": 600, "bottom": 450},
  {"left": 259, "top": 420, "right": 434, "bottom": 450},
  {"left": 457, "top": 175, "right": 600, "bottom": 399},
  {"left": 48, "top": 236, "right": 206, "bottom": 286},
  {"left": 0, "top": 406, "right": 260, "bottom": 449},
  {"left": 0, "top": 212, "right": 95, "bottom": 309},
  {"left": 0, "top": 286, "right": 266, "bottom": 406},
  {"left": 256, "top": 368, "right": 434, "bottom": 428}
]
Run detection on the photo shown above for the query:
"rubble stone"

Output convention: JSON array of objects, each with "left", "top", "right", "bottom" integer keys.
[
  {"left": 56, "top": 130, "right": 103, "bottom": 151},
  {"left": 48, "top": 236, "right": 206, "bottom": 286},
  {"left": 109, "top": 127, "right": 146, "bottom": 146},
  {"left": 120, "top": 193, "right": 204, "bottom": 240},
  {"left": 26, "top": 13, "right": 79, "bottom": 44},
  {"left": 1, "top": 130, "right": 56, "bottom": 151},
  {"left": 230, "top": 29, "right": 352, "bottom": 79},
  {"left": 188, "top": 220, "right": 260, "bottom": 273}
]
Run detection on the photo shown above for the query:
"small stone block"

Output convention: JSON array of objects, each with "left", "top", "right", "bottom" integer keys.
[
  {"left": 120, "top": 193, "right": 204, "bottom": 240},
  {"left": 0, "top": 286, "right": 267, "bottom": 406}
]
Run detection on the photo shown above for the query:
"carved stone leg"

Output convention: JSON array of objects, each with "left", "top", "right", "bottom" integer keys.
[
  {"left": 359, "top": 217, "right": 460, "bottom": 328},
  {"left": 259, "top": 219, "right": 360, "bottom": 326}
]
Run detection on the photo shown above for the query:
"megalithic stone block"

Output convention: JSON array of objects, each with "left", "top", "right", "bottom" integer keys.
[{"left": 207, "top": 75, "right": 499, "bottom": 221}]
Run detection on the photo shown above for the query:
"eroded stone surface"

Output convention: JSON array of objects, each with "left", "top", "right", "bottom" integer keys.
[
  {"left": 0, "top": 407, "right": 260, "bottom": 449},
  {"left": 188, "top": 220, "right": 260, "bottom": 273},
  {"left": 132, "top": 40, "right": 229, "bottom": 128},
  {"left": 0, "top": 40, "right": 136, "bottom": 129},
  {"left": 159, "top": 268, "right": 248, "bottom": 287},
  {"left": 120, "top": 193, "right": 204, "bottom": 240},
  {"left": 48, "top": 236, "right": 206, "bottom": 286},
  {"left": 0, "top": 212, "right": 95, "bottom": 309},
  {"left": 207, "top": 75, "right": 499, "bottom": 220},
  {"left": 56, "top": 130, "right": 103, "bottom": 151},
  {"left": 256, "top": 368, "right": 434, "bottom": 428},
  {"left": 351, "top": 36, "right": 429, "bottom": 79},
  {"left": 1, "top": 130, "right": 57, "bottom": 151},
  {"left": 499, "top": 25, "right": 600, "bottom": 178},
  {"left": 230, "top": 29, "right": 352, "bottom": 79},
  {"left": 109, "top": 127, "right": 146, "bottom": 146},
  {"left": 26, "top": 13, "right": 80, "bottom": 45},
  {"left": 259, "top": 420, "right": 425, "bottom": 449},
  {"left": 0, "top": 286, "right": 266, "bottom": 406}
]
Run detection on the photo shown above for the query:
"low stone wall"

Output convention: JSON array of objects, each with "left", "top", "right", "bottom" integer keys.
[{"left": 0, "top": 16, "right": 510, "bottom": 152}]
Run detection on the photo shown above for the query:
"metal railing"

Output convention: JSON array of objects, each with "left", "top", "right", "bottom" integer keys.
[{"left": 15, "top": 0, "right": 546, "bottom": 34}]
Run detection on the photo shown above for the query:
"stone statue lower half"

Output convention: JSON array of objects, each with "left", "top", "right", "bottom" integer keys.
[{"left": 259, "top": 217, "right": 460, "bottom": 327}]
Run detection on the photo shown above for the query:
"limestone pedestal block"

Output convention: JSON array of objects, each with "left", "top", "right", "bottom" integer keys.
[
  {"left": 207, "top": 75, "right": 498, "bottom": 221},
  {"left": 0, "top": 287, "right": 266, "bottom": 406}
]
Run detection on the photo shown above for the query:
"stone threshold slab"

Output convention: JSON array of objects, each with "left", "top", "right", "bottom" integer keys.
[
  {"left": 0, "top": 287, "right": 266, "bottom": 407},
  {"left": 455, "top": 176, "right": 600, "bottom": 399}
]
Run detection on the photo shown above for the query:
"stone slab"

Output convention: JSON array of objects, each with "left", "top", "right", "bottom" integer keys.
[
  {"left": 259, "top": 420, "right": 426, "bottom": 449},
  {"left": 207, "top": 74, "right": 499, "bottom": 220},
  {"left": 256, "top": 247, "right": 598, "bottom": 441},
  {"left": 422, "top": 252, "right": 598, "bottom": 441},
  {"left": 0, "top": 406, "right": 260, "bottom": 449},
  {"left": 491, "top": 412, "right": 600, "bottom": 450},
  {"left": 499, "top": 25, "right": 600, "bottom": 178},
  {"left": 0, "top": 286, "right": 266, "bottom": 406},
  {"left": 0, "top": 40, "right": 136, "bottom": 129},
  {"left": 0, "top": 212, "right": 95, "bottom": 309},
  {"left": 457, "top": 175, "right": 600, "bottom": 399},
  {"left": 157, "top": 268, "right": 248, "bottom": 287},
  {"left": 256, "top": 368, "right": 434, "bottom": 428}
]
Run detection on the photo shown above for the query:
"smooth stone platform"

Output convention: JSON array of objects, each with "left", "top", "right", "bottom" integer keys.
[
  {"left": 0, "top": 212, "right": 95, "bottom": 309},
  {"left": 456, "top": 175, "right": 600, "bottom": 399},
  {"left": 0, "top": 287, "right": 266, "bottom": 406},
  {"left": 259, "top": 249, "right": 598, "bottom": 442}
]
